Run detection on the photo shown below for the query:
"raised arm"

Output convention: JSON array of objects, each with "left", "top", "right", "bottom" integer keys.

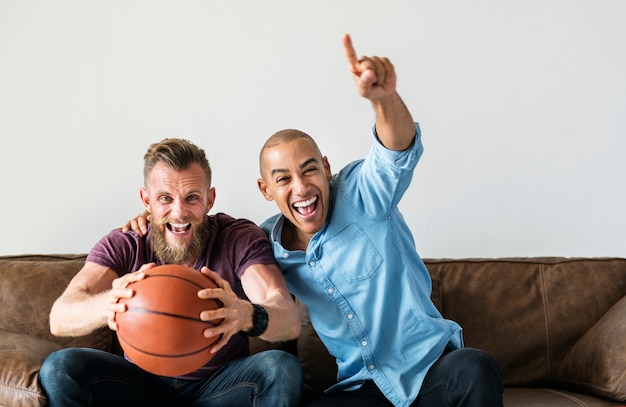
[{"left": 343, "top": 33, "right": 416, "bottom": 151}]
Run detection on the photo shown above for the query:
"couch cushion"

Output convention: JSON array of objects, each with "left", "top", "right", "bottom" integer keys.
[
  {"left": 556, "top": 295, "right": 626, "bottom": 402},
  {"left": 540, "top": 258, "right": 626, "bottom": 379},
  {"left": 0, "top": 329, "right": 60, "bottom": 407}
]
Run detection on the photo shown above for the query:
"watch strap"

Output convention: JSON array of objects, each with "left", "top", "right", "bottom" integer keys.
[{"left": 245, "top": 303, "right": 268, "bottom": 337}]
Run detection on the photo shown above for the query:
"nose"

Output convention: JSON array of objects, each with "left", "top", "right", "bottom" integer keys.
[
  {"left": 291, "top": 175, "right": 308, "bottom": 196},
  {"left": 170, "top": 199, "right": 186, "bottom": 219}
]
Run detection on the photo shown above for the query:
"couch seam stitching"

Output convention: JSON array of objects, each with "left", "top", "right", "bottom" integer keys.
[
  {"left": 541, "top": 388, "right": 588, "bottom": 406},
  {"left": 539, "top": 263, "right": 554, "bottom": 384},
  {"left": 0, "top": 381, "right": 47, "bottom": 399}
]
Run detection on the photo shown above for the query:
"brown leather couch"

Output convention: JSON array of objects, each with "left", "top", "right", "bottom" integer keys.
[{"left": 2, "top": 254, "right": 625, "bottom": 407}]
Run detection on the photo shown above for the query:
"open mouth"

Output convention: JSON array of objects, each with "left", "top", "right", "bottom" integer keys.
[
  {"left": 293, "top": 196, "right": 318, "bottom": 217},
  {"left": 166, "top": 222, "right": 192, "bottom": 234}
]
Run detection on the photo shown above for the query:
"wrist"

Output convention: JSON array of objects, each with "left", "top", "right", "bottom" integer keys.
[{"left": 243, "top": 303, "right": 268, "bottom": 337}]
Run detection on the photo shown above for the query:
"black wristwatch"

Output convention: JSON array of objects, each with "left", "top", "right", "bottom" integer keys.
[{"left": 246, "top": 303, "right": 268, "bottom": 337}]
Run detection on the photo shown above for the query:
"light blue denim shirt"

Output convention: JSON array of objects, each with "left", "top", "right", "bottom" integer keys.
[{"left": 260, "top": 123, "right": 463, "bottom": 407}]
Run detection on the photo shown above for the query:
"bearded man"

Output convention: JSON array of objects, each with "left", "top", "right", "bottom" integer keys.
[{"left": 39, "top": 138, "right": 303, "bottom": 407}]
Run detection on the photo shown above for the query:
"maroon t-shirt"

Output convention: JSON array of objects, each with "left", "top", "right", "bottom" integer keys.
[{"left": 87, "top": 212, "right": 277, "bottom": 379}]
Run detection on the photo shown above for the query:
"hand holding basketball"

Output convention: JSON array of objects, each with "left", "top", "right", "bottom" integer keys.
[
  {"left": 115, "top": 264, "right": 223, "bottom": 376},
  {"left": 107, "top": 263, "right": 152, "bottom": 331},
  {"left": 196, "top": 267, "right": 255, "bottom": 354}
]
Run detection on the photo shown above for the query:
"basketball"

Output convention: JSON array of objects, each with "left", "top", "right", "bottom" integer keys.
[{"left": 115, "top": 264, "right": 223, "bottom": 376}]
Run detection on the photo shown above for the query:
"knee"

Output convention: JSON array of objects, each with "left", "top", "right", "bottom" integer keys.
[
  {"left": 451, "top": 348, "right": 502, "bottom": 385},
  {"left": 431, "top": 348, "right": 503, "bottom": 406},
  {"left": 40, "top": 348, "right": 93, "bottom": 386},
  {"left": 40, "top": 349, "right": 70, "bottom": 383},
  {"left": 256, "top": 350, "right": 304, "bottom": 387},
  {"left": 40, "top": 348, "right": 79, "bottom": 395}
]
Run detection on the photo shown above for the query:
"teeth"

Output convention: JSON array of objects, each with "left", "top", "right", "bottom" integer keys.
[
  {"left": 168, "top": 222, "right": 191, "bottom": 233},
  {"left": 294, "top": 197, "right": 317, "bottom": 208},
  {"left": 170, "top": 223, "right": 189, "bottom": 228}
]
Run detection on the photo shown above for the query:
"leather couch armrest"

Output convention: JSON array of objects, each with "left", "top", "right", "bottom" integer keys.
[{"left": 0, "top": 328, "right": 61, "bottom": 407}]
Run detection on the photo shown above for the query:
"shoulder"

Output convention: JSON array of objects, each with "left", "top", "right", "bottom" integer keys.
[
  {"left": 86, "top": 228, "right": 147, "bottom": 276},
  {"left": 209, "top": 213, "right": 271, "bottom": 246},
  {"left": 211, "top": 213, "right": 263, "bottom": 234},
  {"left": 210, "top": 214, "right": 277, "bottom": 277},
  {"left": 259, "top": 213, "right": 282, "bottom": 237},
  {"left": 89, "top": 228, "right": 141, "bottom": 255}
]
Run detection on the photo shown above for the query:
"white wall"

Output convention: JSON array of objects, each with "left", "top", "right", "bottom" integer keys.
[{"left": 1, "top": 0, "right": 624, "bottom": 258}]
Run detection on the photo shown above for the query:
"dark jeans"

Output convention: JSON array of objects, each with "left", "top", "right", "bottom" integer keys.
[
  {"left": 39, "top": 347, "right": 303, "bottom": 407},
  {"left": 306, "top": 347, "right": 503, "bottom": 407}
]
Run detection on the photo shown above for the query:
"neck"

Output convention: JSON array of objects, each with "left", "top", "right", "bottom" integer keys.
[{"left": 282, "top": 221, "right": 311, "bottom": 252}]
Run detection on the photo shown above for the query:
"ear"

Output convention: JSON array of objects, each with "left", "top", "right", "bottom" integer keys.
[
  {"left": 139, "top": 187, "right": 151, "bottom": 211},
  {"left": 323, "top": 156, "right": 332, "bottom": 181},
  {"left": 206, "top": 187, "right": 216, "bottom": 213},
  {"left": 257, "top": 178, "right": 275, "bottom": 201}
]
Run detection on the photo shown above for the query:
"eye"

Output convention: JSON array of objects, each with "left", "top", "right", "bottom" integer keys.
[
  {"left": 276, "top": 176, "right": 290, "bottom": 184},
  {"left": 186, "top": 195, "right": 200, "bottom": 203},
  {"left": 158, "top": 195, "right": 173, "bottom": 203},
  {"left": 304, "top": 166, "right": 317, "bottom": 175}
]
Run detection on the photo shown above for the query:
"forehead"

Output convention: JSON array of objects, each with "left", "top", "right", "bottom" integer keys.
[
  {"left": 147, "top": 162, "right": 209, "bottom": 190},
  {"left": 263, "top": 137, "right": 321, "bottom": 168}
]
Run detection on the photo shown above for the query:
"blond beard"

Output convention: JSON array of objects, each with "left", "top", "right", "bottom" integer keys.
[{"left": 150, "top": 216, "right": 209, "bottom": 265}]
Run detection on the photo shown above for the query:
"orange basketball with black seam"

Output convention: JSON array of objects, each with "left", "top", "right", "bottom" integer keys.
[{"left": 115, "top": 264, "right": 223, "bottom": 376}]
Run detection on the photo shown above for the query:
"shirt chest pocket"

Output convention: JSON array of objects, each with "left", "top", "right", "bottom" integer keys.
[{"left": 322, "top": 223, "right": 383, "bottom": 283}]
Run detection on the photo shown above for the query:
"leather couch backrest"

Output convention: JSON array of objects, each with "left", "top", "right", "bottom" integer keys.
[
  {"left": 0, "top": 254, "right": 117, "bottom": 352},
  {"left": 424, "top": 257, "right": 626, "bottom": 387}
]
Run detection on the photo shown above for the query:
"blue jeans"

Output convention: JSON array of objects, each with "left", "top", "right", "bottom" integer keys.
[
  {"left": 39, "top": 347, "right": 303, "bottom": 407},
  {"left": 305, "top": 347, "right": 503, "bottom": 407}
]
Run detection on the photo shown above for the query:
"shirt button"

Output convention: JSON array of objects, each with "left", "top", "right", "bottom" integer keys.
[
  {"left": 368, "top": 364, "right": 375, "bottom": 370},
  {"left": 361, "top": 340, "right": 368, "bottom": 347},
  {"left": 310, "top": 261, "right": 316, "bottom": 267},
  {"left": 283, "top": 253, "right": 289, "bottom": 259},
  {"left": 327, "top": 288, "right": 334, "bottom": 294},
  {"left": 347, "top": 314, "right": 354, "bottom": 320}
]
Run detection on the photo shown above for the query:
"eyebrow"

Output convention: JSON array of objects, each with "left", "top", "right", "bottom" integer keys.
[
  {"left": 155, "top": 188, "right": 204, "bottom": 197},
  {"left": 270, "top": 158, "right": 318, "bottom": 177}
]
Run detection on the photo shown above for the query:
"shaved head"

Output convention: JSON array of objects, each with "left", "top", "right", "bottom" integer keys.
[{"left": 259, "top": 129, "right": 323, "bottom": 177}]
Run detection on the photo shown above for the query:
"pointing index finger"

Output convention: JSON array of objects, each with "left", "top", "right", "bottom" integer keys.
[{"left": 343, "top": 33, "right": 358, "bottom": 69}]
